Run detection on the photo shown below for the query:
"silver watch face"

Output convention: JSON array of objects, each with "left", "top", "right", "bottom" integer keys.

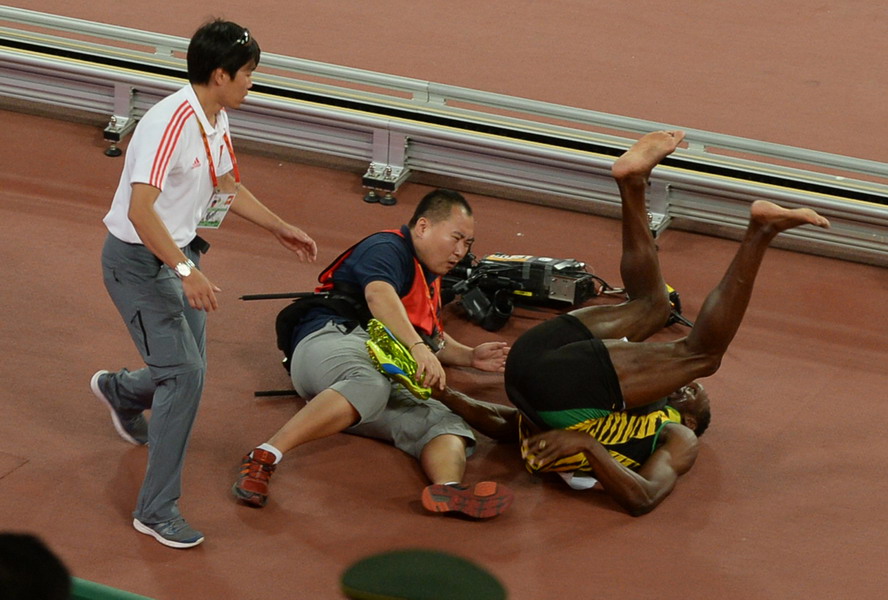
[{"left": 175, "top": 262, "right": 192, "bottom": 278}]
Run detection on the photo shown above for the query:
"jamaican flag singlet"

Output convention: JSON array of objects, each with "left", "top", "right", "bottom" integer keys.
[{"left": 520, "top": 400, "right": 681, "bottom": 474}]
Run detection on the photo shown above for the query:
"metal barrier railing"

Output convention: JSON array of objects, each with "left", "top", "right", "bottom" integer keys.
[{"left": 1, "top": 6, "right": 886, "bottom": 264}]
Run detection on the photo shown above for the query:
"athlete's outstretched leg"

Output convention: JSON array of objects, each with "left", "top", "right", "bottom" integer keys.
[
  {"left": 607, "top": 200, "right": 830, "bottom": 407},
  {"left": 570, "top": 130, "right": 684, "bottom": 341},
  {"left": 682, "top": 200, "right": 830, "bottom": 359}
]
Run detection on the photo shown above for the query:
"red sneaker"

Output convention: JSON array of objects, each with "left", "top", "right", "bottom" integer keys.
[
  {"left": 232, "top": 449, "right": 277, "bottom": 507},
  {"left": 421, "top": 481, "right": 514, "bottom": 519}
]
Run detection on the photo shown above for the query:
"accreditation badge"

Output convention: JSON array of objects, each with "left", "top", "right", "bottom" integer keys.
[{"left": 198, "top": 190, "right": 236, "bottom": 229}]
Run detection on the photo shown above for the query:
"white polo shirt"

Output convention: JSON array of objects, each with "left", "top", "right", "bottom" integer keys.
[{"left": 103, "top": 84, "right": 235, "bottom": 247}]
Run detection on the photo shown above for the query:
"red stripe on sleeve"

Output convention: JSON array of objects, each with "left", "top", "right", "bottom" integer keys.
[{"left": 149, "top": 102, "right": 195, "bottom": 189}]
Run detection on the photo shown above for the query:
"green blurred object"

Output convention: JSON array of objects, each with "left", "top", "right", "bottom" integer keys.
[
  {"left": 71, "top": 577, "right": 155, "bottom": 600},
  {"left": 341, "top": 548, "right": 507, "bottom": 600}
]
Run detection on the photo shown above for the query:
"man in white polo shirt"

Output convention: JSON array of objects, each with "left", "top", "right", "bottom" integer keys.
[{"left": 91, "top": 19, "right": 317, "bottom": 549}]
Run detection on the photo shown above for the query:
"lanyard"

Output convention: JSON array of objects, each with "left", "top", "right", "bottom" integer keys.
[
  {"left": 197, "top": 119, "right": 240, "bottom": 191},
  {"left": 422, "top": 276, "right": 444, "bottom": 339}
]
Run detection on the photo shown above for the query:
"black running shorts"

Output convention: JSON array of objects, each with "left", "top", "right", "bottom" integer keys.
[{"left": 504, "top": 314, "right": 625, "bottom": 429}]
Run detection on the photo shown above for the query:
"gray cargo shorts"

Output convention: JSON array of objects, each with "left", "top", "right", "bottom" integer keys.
[{"left": 289, "top": 320, "right": 475, "bottom": 458}]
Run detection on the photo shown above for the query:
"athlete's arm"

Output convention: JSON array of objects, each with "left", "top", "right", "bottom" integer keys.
[
  {"left": 432, "top": 387, "right": 519, "bottom": 441},
  {"left": 128, "top": 183, "right": 220, "bottom": 311},
  {"left": 523, "top": 423, "right": 699, "bottom": 516}
]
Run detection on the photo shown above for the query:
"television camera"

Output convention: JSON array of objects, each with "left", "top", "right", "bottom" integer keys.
[
  {"left": 441, "top": 252, "right": 693, "bottom": 331},
  {"left": 441, "top": 253, "right": 611, "bottom": 331}
]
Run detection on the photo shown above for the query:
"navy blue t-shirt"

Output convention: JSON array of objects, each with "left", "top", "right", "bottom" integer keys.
[{"left": 291, "top": 225, "right": 437, "bottom": 348}]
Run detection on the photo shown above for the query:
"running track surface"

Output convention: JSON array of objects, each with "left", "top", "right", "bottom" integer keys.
[{"left": 2, "top": 3, "right": 887, "bottom": 599}]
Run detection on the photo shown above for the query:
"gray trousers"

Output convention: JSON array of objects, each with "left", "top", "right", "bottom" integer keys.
[{"left": 100, "top": 233, "right": 206, "bottom": 524}]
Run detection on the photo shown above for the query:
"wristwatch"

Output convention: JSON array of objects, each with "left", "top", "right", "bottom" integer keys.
[{"left": 174, "top": 258, "right": 196, "bottom": 278}]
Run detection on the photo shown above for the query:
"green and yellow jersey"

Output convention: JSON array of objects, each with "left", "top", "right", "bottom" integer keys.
[{"left": 520, "top": 400, "right": 681, "bottom": 474}]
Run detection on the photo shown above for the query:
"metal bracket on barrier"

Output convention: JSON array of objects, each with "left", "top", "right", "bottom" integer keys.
[
  {"left": 647, "top": 180, "right": 672, "bottom": 238},
  {"left": 102, "top": 83, "right": 136, "bottom": 157},
  {"left": 361, "top": 130, "right": 411, "bottom": 205}
]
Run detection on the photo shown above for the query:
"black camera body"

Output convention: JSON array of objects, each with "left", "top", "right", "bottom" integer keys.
[{"left": 442, "top": 253, "right": 602, "bottom": 331}]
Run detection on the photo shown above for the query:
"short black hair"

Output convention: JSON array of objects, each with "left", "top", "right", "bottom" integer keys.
[
  {"left": 187, "top": 19, "right": 261, "bottom": 84},
  {"left": 693, "top": 406, "right": 712, "bottom": 437},
  {"left": 408, "top": 189, "right": 472, "bottom": 228}
]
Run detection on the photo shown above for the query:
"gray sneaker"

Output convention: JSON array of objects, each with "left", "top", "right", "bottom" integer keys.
[
  {"left": 90, "top": 370, "right": 148, "bottom": 445},
  {"left": 133, "top": 517, "right": 204, "bottom": 549}
]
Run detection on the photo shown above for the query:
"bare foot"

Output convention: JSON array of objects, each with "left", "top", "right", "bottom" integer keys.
[
  {"left": 750, "top": 200, "right": 830, "bottom": 233},
  {"left": 612, "top": 130, "right": 685, "bottom": 180}
]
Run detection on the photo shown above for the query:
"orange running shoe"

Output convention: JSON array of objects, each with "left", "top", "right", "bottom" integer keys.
[
  {"left": 232, "top": 448, "right": 277, "bottom": 507},
  {"left": 421, "top": 481, "right": 514, "bottom": 519}
]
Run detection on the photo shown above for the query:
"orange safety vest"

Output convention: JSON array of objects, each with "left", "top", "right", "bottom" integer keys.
[{"left": 316, "top": 229, "right": 443, "bottom": 338}]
